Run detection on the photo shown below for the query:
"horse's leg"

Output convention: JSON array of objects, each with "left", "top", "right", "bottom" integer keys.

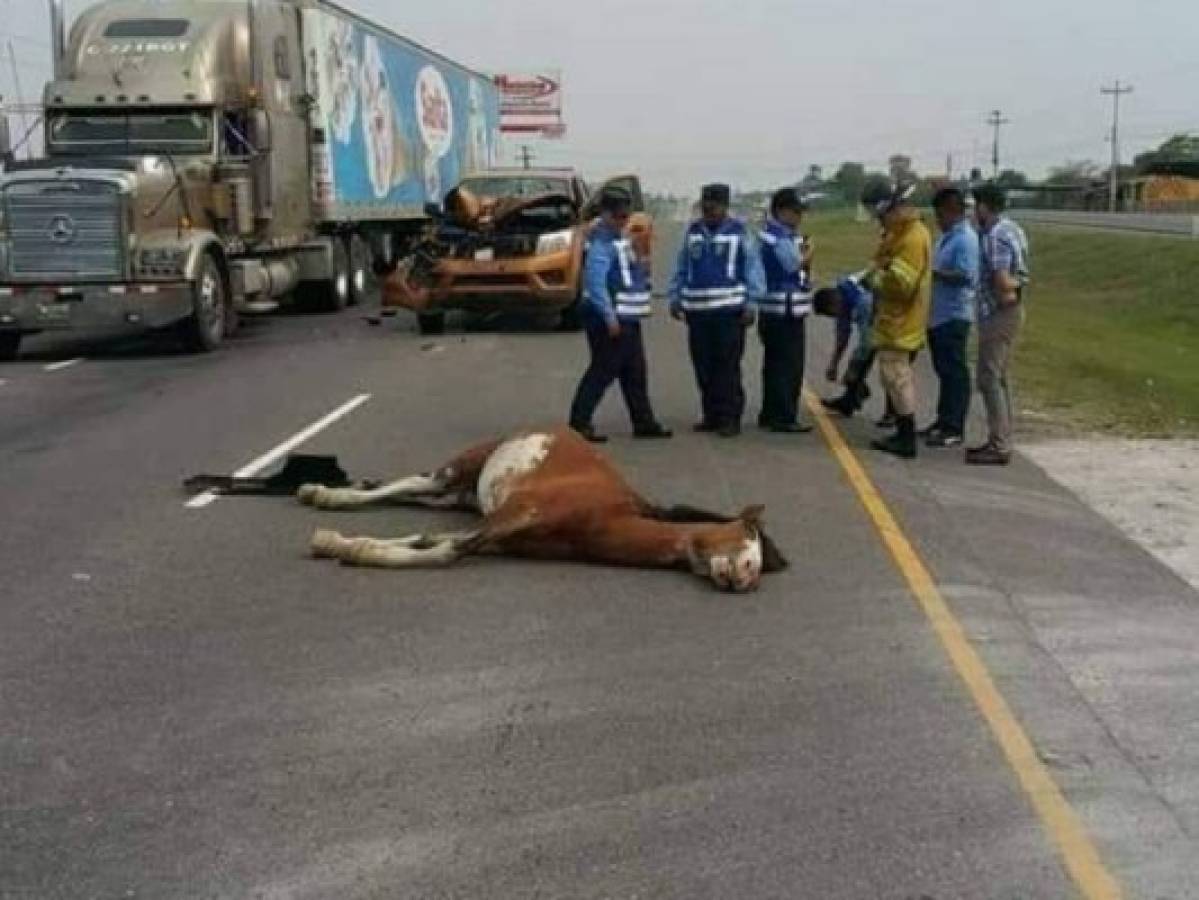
[
  {"left": 298, "top": 438, "right": 503, "bottom": 511},
  {"left": 313, "top": 529, "right": 483, "bottom": 568}
]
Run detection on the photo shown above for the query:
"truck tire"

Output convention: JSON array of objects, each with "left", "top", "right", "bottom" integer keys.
[
  {"left": 300, "top": 238, "right": 352, "bottom": 312},
  {"left": 179, "top": 253, "right": 229, "bottom": 353},
  {"left": 417, "top": 312, "right": 446, "bottom": 335},
  {"left": 347, "top": 234, "right": 374, "bottom": 307},
  {"left": 0, "top": 331, "right": 21, "bottom": 361}
]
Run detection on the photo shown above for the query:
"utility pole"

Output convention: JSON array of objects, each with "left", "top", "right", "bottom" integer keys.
[
  {"left": 986, "top": 109, "right": 1010, "bottom": 180},
  {"left": 518, "top": 144, "right": 534, "bottom": 170},
  {"left": 1101, "top": 80, "right": 1133, "bottom": 212}
]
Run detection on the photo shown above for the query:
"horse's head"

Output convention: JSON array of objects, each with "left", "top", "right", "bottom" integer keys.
[{"left": 687, "top": 505, "right": 788, "bottom": 593}]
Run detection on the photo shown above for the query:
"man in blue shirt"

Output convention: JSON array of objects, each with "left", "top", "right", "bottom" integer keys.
[
  {"left": 669, "top": 183, "right": 767, "bottom": 438},
  {"left": 756, "top": 187, "right": 815, "bottom": 433},
  {"left": 816, "top": 274, "right": 875, "bottom": 417},
  {"left": 567, "top": 188, "right": 672, "bottom": 443},
  {"left": 925, "top": 186, "right": 980, "bottom": 447},
  {"left": 968, "top": 183, "right": 1030, "bottom": 466}
]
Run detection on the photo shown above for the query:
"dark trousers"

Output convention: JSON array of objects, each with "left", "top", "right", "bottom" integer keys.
[
  {"left": 927, "top": 319, "right": 972, "bottom": 435},
  {"left": 687, "top": 314, "right": 746, "bottom": 427},
  {"left": 758, "top": 314, "right": 807, "bottom": 426},
  {"left": 569, "top": 321, "right": 656, "bottom": 429}
]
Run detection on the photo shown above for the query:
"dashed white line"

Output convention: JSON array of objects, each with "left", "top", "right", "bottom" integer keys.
[
  {"left": 43, "top": 358, "right": 85, "bottom": 372},
  {"left": 186, "top": 393, "right": 373, "bottom": 509}
]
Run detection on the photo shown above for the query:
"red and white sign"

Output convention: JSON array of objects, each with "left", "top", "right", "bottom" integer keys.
[{"left": 495, "top": 71, "right": 565, "bottom": 137}]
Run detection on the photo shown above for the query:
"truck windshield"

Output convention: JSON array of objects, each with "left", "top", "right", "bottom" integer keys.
[
  {"left": 48, "top": 109, "right": 214, "bottom": 156},
  {"left": 458, "top": 177, "right": 571, "bottom": 199}
]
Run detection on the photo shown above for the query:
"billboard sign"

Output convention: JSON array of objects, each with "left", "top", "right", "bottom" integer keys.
[{"left": 495, "top": 71, "right": 565, "bottom": 137}]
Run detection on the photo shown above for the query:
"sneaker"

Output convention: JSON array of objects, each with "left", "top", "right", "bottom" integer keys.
[
  {"left": 966, "top": 444, "right": 1011, "bottom": 466},
  {"left": 918, "top": 422, "right": 943, "bottom": 439},
  {"left": 633, "top": 424, "right": 673, "bottom": 439},
  {"left": 571, "top": 424, "right": 608, "bottom": 444},
  {"left": 926, "top": 430, "right": 964, "bottom": 448}
]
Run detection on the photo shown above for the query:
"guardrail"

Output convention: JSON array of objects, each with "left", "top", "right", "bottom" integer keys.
[{"left": 1014, "top": 209, "right": 1199, "bottom": 238}]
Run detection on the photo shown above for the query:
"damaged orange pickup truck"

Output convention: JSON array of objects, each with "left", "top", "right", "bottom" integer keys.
[{"left": 382, "top": 169, "right": 652, "bottom": 334}]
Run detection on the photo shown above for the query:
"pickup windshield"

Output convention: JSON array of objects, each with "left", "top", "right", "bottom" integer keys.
[
  {"left": 48, "top": 109, "right": 214, "bottom": 156},
  {"left": 458, "top": 176, "right": 572, "bottom": 199}
]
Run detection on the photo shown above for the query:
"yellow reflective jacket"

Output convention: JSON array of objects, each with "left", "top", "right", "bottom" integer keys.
[{"left": 867, "top": 210, "right": 933, "bottom": 352}]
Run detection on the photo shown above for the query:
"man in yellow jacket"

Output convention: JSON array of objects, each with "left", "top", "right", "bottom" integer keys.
[{"left": 860, "top": 181, "right": 932, "bottom": 459}]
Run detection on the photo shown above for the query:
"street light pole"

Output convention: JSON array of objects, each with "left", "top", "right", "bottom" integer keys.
[
  {"left": 1101, "top": 80, "right": 1133, "bottom": 212},
  {"left": 986, "top": 110, "right": 1010, "bottom": 180}
]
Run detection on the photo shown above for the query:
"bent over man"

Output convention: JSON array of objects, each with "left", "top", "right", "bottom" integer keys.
[
  {"left": 670, "top": 183, "right": 766, "bottom": 438},
  {"left": 568, "top": 187, "right": 672, "bottom": 443}
]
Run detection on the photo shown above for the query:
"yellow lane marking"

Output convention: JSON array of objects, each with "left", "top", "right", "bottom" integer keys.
[{"left": 803, "top": 391, "right": 1123, "bottom": 900}]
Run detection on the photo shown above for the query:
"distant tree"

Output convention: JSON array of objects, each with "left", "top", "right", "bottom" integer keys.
[
  {"left": 1134, "top": 133, "right": 1199, "bottom": 178},
  {"left": 860, "top": 172, "right": 893, "bottom": 204},
  {"left": 1046, "top": 160, "right": 1101, "bottom": 186},
  {"left": 995, "top": 169, "right": 1030, "bottom": 190},
  {"left": 799, "top": 164, "right": 825, "bottom": 194},
  {"left": 831, "top": 161, "right": 866, "bottom": 205}
]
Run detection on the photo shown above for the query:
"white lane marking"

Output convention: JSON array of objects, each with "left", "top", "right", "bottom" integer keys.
[
  {"left": 186, "top": 394, "right": 373, "bottom": 509},
  {"left": 44, "top": 358, "right": 85, "bottom": 372}
]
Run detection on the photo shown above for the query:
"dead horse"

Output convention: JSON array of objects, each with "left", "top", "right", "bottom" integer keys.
[{"left": 297, "top": 426, "right": 787, "bottom": 593}]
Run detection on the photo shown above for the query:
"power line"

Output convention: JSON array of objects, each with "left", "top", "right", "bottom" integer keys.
[
  {"left": 986, "top": 109, "right": 1011, "bottom": 179},
  {"left": 1101, "top": 79, "right": 1134, "bottom": 212}
]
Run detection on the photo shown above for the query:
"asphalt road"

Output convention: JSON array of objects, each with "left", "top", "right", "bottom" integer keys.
[{"left": 3, "top": 227, "right": 1199, "bottom": 899}]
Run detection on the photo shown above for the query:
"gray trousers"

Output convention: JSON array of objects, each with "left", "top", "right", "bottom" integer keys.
[{"left": 976, "top": 303, "right": 1024, "bottom": 453}]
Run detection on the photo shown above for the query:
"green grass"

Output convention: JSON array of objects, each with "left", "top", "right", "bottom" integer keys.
[{"left": 804, "top": 212, "right": 1199, "bottom": 437}]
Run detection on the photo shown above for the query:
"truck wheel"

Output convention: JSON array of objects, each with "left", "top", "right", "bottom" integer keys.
[
  {"left": 417, "top": 312, "right": 446, "bottom": 335},
  {"left": 179, "top": 254, "right": 228, "bottom": 353},
  {"left": 347, "top": 234, "right": 374, "bottom": 307},
  {"left": 324, "top": 238, "right": 352, "bottom": 312},
  {"left": 0, "top": 332, "right": 21, "bottom": 361}
]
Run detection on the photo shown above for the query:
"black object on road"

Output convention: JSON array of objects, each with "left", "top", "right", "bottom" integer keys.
[{"left": 184, "top": 454, "right": 353, "bottom": 497}]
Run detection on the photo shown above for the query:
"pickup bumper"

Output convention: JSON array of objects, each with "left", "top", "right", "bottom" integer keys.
[
  {"left": 0, "top": 283, "right": 194, "bottom": 332},
  {"left": 382, "top": 248, "right": 579, "bottom": 314}
]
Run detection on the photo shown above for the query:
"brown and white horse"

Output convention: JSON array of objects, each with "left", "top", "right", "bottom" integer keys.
[{"left": 297, "top": 427, "right": 787, "bottom": 592}]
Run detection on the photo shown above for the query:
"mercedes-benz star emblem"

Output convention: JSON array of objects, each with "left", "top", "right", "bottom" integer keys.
[{"left": 48, "top": 214, "right": 77, "bottom": 245}]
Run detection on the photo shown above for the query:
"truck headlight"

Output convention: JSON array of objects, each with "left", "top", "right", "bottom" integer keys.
[
  {"left": 535, "top": 229, "right": 574, "bottom": 256},
  {"left": 137, "top": 247, "right": 189, "bottom": 277}
]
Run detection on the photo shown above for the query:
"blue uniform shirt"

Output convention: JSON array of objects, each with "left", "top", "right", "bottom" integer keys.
[
  {"left": 930, "top": 219, "right": 980, "bottom": 328},
  {"left": 836, "top": 276, "right": 874, "bottom": 363},
  {"left": 669, "top": 217, "right": 766, "bottom": 316},
  {"left": 758, "top": 217, "right": 813, "bottom": 318},
  {"left": 582, "top": 221, "right": 652, "bottom": 326}
]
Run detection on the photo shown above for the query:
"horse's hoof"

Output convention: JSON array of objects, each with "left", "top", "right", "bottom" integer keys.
[
  {"left": 297, "top": 484, "right": 321, "bottom": 506},
  {"left": 310, "top": 529, "right": 345, "bottom": 559}
]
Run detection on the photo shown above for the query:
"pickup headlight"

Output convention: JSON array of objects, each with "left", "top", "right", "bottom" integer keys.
[
  {"left": 137, "top": 247, "right": 189, "bottom": 277},
  {"left": 535, "top": 229, "right": 574, "bottom": 256}
]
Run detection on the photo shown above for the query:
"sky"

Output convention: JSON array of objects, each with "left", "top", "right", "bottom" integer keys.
[{"left": 3, "top": 0, "right": 1196, "bottom": 194}]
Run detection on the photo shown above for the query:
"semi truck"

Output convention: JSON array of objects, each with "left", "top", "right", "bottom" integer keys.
[{"left": 0, "top": 0, "right": 500, "bottom": 360}]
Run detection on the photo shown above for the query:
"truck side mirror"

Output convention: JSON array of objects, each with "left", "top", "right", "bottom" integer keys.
[{"left": 250, "top": 109, "right": 272, "bottom": 153}]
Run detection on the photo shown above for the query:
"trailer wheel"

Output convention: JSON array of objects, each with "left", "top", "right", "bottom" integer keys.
[
  {"left": 347, "top": 234, "right": 374, "bottom": 307},
  {"left": 179, "top": 253, "right": 228, "bottom": 353},
  {"left": 302, "top": 238, "right": 352, "bottom": 312},
  {"left": 0, "top": 331, "right": 21, "bottom": 361},
  {"left": 417, "top": 312, "right": 446, "bottom": 335}
]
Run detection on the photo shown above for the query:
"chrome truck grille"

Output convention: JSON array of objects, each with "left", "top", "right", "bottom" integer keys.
[{"left": 4, "top": 181, "right": 124, "bottom": 280}]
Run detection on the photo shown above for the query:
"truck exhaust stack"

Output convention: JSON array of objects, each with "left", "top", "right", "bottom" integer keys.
[{"left": 49, "top": 0, "right": 66, "bottom": 79}]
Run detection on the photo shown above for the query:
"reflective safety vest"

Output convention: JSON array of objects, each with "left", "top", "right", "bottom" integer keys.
[
  {"left": 679, "top": 219, "right": 749, "bottom": 314},
  {"left": 608, "top": 237, "right": 651, "bottom": 320},
  {"left": 758, "top": 218, "right": 812, "bottom": 318}
]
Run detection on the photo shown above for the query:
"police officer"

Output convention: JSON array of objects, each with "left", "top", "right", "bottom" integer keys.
[
  {"left": 568, "top": 187, "right": 672, "bottom": 444},
  {"left": 757, "top": 187, "right": 815, "bottom": 433},
  {"left": 669, "top": 183, "right": 766, "bottom": 437}
]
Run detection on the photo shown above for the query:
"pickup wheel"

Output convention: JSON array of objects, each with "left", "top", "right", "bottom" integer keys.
[
  {"left": 0, "top": 332, "right": 21, "bottom": 361},
  {"left": 179, "top": 253, "right": 228, "bottom": 353},
  {"left": 347, "top": 234, "right": 374, "bottom": 307},
  {"left": 417, "top": 312, "right": 446, "bottom": 335}
]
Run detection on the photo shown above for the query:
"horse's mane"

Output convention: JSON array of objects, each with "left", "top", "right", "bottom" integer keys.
[{"left": 643, "top": 504, "right": 789, "bottom": 574}]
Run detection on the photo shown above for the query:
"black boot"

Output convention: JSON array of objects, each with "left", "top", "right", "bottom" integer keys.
[
  {"left": 821, "top": 393, "right": 858, "bottom": 418},
  {"left": 872, "top": 414, "right": 917, "bottom": 459}
]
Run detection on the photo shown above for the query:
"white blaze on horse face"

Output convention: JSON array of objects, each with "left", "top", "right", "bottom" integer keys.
[
  {"left": 477, "top": 432, "right": 555, "bottom": 515},
  {"left": 708, "top": 536, "right": 764, "bottom": 593}
]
